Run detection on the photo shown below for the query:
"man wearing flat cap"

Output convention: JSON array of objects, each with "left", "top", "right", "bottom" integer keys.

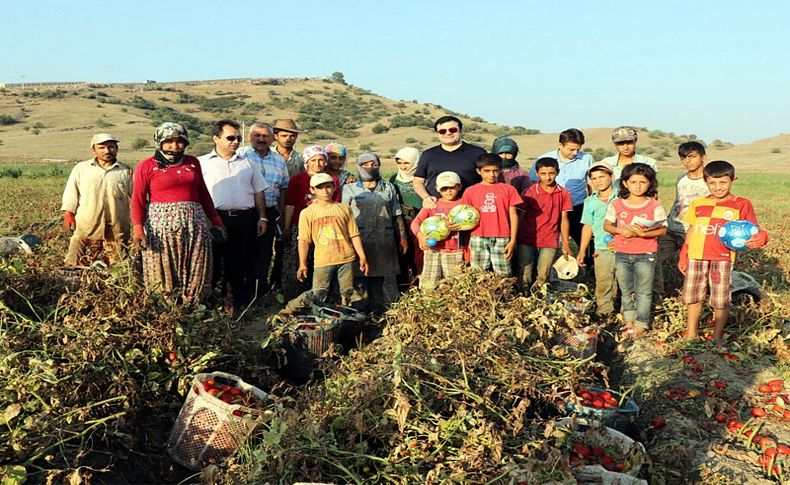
[
  {"left": 271, "top": 119, "right": 305, "bottom": 178},
  {"left": 61, "top": 133, "right": 133, "bottom": 266},
  {"left": 600, "top": 126, "right": 658, "bottom": 183}
]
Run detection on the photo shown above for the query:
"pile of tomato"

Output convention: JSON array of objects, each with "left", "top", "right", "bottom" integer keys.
[
  {"left": 193, "top": 377, "right": 263, "bottom": 416},
  {"left": 717, "top": 379, "right": 789, "bottom": 479},
  {"left": 568, "top": 441, "right": 626, "bottom": 472},
  {"left": 574, "top": 388, "right": 620, "bottom": 410}
]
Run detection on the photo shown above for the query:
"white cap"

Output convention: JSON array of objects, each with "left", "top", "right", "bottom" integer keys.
[
  {"left": 310, "top": 172, "right": 334, "bottom": 187},
  {"left": 90, "top": 133, "right": 118, "bottom": 147},
  {"left": 435, "top": 171, "right": 461, "bottom": 189},
  {"left": 553, "top": 256, "right": 579, "bottom": 280}
]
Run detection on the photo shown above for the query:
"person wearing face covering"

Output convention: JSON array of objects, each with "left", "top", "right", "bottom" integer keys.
[
  {"left": 389, "top": 146, "right": 423, "bottom": 289},
  {"left": 342, "top": 152, "right": 408, "bottom": 313},
  {"left": 130, "top": 122, "right": 225, "bottom": 303},
  {"left": 493, "top": 136, "right": 532, "bottom": 194}
]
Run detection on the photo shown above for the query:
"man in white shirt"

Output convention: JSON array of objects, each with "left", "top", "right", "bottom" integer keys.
[{"left": 199, "top": 119, "right": 268, "bottom": 314}]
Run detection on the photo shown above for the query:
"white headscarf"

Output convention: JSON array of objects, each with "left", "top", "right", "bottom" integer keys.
[{"left": 394, "top": 146, "right": 420, "bottom": 183}]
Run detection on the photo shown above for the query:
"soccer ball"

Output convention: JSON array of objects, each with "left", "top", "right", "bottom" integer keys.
[
  {"left": 718, "top": 220, "right": 759, "bottom": 251},
  {"left": 447, "top": 204, "right": 481, "bottom": 230},
  {"left": 420, "top": 215, "right": 450, "bottom": 241}
]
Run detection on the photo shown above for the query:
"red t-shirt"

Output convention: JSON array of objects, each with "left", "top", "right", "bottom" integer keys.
[
  {"left": 285, "top": 172, "right": 341, "bottom": 225},
  {"left": 518, "top": 183, "right": 573, "bottom": 248},
  {"left": 605, "top": 198, "right": 667, "bottom": 254},
  {"left": 410, "top": 199, "right": 464, "bottom": 252},
  {"left": 131, "top": 156, "right": 222, "bottom": 226},
  {"left": 682, "top": 195, "right": 758, "bottom": 261},
  {"left": 461, "top": 182, "right": 521, "bottom": 238}
]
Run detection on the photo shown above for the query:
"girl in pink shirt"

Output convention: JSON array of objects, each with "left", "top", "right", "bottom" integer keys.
[{"left": 604, "top": 163, "right": 667, "bottom": 338}]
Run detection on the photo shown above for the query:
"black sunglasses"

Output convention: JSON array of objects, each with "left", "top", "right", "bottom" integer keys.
[{"left": 224, "top": 135, "right": 242, "bottom": 142}]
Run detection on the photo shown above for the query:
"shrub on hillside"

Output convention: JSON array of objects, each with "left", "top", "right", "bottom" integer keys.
[
  {"left": 0, "top": 115, "right": 17, "bottom": 125},
  {"left": 130, "top": 96, "right": 156, "bottom": 110},
  {"left": 371, "top": 123, "right": 389, "bottom": 134},
  {"left": 131, "top": 138, "right": 150, "bottom": 150}
]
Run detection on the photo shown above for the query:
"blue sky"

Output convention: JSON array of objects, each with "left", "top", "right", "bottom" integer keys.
[{"left": 2, "top": 0, "right": 788, "bottom": 144}]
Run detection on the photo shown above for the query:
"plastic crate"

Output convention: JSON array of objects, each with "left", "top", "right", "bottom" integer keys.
[
  {"left": 560, "top": 329, "right": 598, "bottom": 359},
  {"left": 166, "top": 371, "right": 267, "bottom": 471},
  {"left": 285, "top": 316, "right": 339, "bottom": 356},
  {"left": 564, "top": 387, "right": 640, "bottom": 432}
]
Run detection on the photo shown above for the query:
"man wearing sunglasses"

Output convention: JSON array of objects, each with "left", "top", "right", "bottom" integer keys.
[
  {"left": 199, "top": 119, "right": 269, "bottom": 315},
  {"left": 413, "top": 115, "right": 486, "bottom": 209}
]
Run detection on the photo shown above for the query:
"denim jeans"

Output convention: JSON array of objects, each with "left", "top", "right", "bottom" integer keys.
[
  {"left": 516, "top": 245, "right": 556, "bottom": 292},
  {"left": 285, "top": 261, "right": 355, "bottom": 312},
  {"left": 615, "top": 252, "right": 656, "bottom": 330}
]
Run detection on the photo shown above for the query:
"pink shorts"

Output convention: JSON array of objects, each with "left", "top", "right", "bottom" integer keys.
[{"left": 682, "top": 259, "right": 733, "bottom": 309}]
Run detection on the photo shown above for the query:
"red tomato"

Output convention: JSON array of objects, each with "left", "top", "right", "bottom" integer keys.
[
  {"left": 168, "top": 351, "right": 178, "bottom": 362},
  {"left": 758, "top": 384, "right": 773, "bottom": 394},
  {"left": 579, "top": 391, "right": 592, "bottom": 400},
  {"left": 202, "top": 382, "right": 213, "bottom": 391},
  {"left": 232, "top": 410, "right": 243, "bottom": 417},
  {"left": 603, "top": 402, "right": 617, "bottom": 409},
  {"left": 751, "top": 407, "right": 767, "bottom": 418},
  {"left": 572, "top": 442, "right": 590, "bottom": 458},
  {"left": 220, "top": 395, "right": 233, "bottom": 404},
  {"left": 714, "top": 381, "right": 727, "bottom": 390},
  {"left": 783, "top": 410, "right": 790, "bottom": 421},
  {"left": 768, "top": 379, "right": 784, "bottom": 389},
  {"left": 591, "top": 447, "right": 605, "bottom": 458},
  {"left": 599, "top": 391, "right": 613, "bottom": 400},
  {"left": 228, "top": 387, "right": 243, "bottom": 396},
  {"left": 765, "top": 448, "right": 778, "bottom": 458},
  {"left": 205, "top": 378, "right": 216, "bottom": 388},
  {"left": 714, "top": 413, "right": 727, "bottom": 423},
  {"left": 193, "top": 385, "right": 200, "bottom": 395},
  {"left": 208, "top": 388, "right": 220, "bottom": 396},
  {"left": 777, "top": 444, "right": 790, "bottom": 455},
  {"left": 652, "top": 417, "right": 667, "bottom": 429},
  {"left": 591, "top": 399, "right": 604, "bottom": 408}
]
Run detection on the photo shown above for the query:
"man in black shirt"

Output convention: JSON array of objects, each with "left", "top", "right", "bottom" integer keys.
[{"left": 413, "top": 115, "right": 486, "bottom": 209}]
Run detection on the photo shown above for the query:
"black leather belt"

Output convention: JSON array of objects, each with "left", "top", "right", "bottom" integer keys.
[{"left": 217, "top": 208, "right": 255, "bottom": 217}]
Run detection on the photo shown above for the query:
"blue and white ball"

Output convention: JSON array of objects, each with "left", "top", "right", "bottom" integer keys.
[{"left": 718, "top": 220, "right": 759, "bottom": 252}]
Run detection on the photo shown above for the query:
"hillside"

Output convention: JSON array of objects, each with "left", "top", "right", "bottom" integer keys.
[{"left": 0, "top": 78, "right": 787, "bottom": 172}]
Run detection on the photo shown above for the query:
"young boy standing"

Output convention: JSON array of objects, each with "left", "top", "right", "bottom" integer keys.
[
  {"left": 461, "top": 154, "right": 521, "bottom": 275},
  {"left": 281, "top": 173, "right": 369, "bottom": 314},
  {"left": 655, "top": 141, "right": 711, "bottom": 299},
  {"left": 517, "top": 157, "right": 573, "bottom": 292},
  {"left": 411, "top": 171, "right": 465, "bottom": 289},
  {"left": 679, "top": 160, "right": 768, "bottom": 345},
  {"left": 577, "top": 161, "right": 617, "bottom": 316}
]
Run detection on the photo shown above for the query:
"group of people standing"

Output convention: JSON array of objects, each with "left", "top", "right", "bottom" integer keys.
[{"left": 61, "top": 114, "right": 768, "bottom": 343}]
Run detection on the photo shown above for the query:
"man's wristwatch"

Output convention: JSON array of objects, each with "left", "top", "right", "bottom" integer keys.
[{"left": 259, "top": 217, "right": 268, "bottom": 222}]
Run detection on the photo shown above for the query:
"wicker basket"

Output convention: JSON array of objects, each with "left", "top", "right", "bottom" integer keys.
[{"left": 167, "top": 371, "right": 267, "bottom": 470}]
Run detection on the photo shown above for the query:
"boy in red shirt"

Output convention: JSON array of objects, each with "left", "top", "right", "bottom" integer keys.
[
  {"left": 679, "top": 160, "right": 768, "bottom": 345},
  {"left": 517, "top": 157, "right": 573, "bottom": 292},
  {"left": 461, "top": 154, "right": 521, "bottom": 275},
  {"left": 411, "top": 171, "right": 465, "bottom": 289}
]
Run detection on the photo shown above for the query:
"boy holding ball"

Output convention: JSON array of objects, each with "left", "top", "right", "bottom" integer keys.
[
  {"left": 679, "top": 160, "right": 769, "bottom": 345},
  {"left": 411, "top": 171, "right": 465, "bottom": 289}
]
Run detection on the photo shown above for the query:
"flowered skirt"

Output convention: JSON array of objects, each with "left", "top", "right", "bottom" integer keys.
[{"left": 142, "top": 201, "right": 212, "bottom": 303}]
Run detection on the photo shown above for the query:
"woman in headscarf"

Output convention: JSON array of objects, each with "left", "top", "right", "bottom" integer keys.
[
  {"left": 324, "top": 141, "right": 356, "bottom": 185},
  {"left": 389, "top": 146, "right": 423, "bottom": 289},
  {"left": 343, "top": 152, "right": 408, "bottom": 313},
  {"left": 281, "top": 145, "right": 340, "bottom": 300},
  {"left": 130, "top": 122, "right": 225, "bottom": 303},
  {"left": 493, "top": 136, "right": 531, "bottom": 194}
]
